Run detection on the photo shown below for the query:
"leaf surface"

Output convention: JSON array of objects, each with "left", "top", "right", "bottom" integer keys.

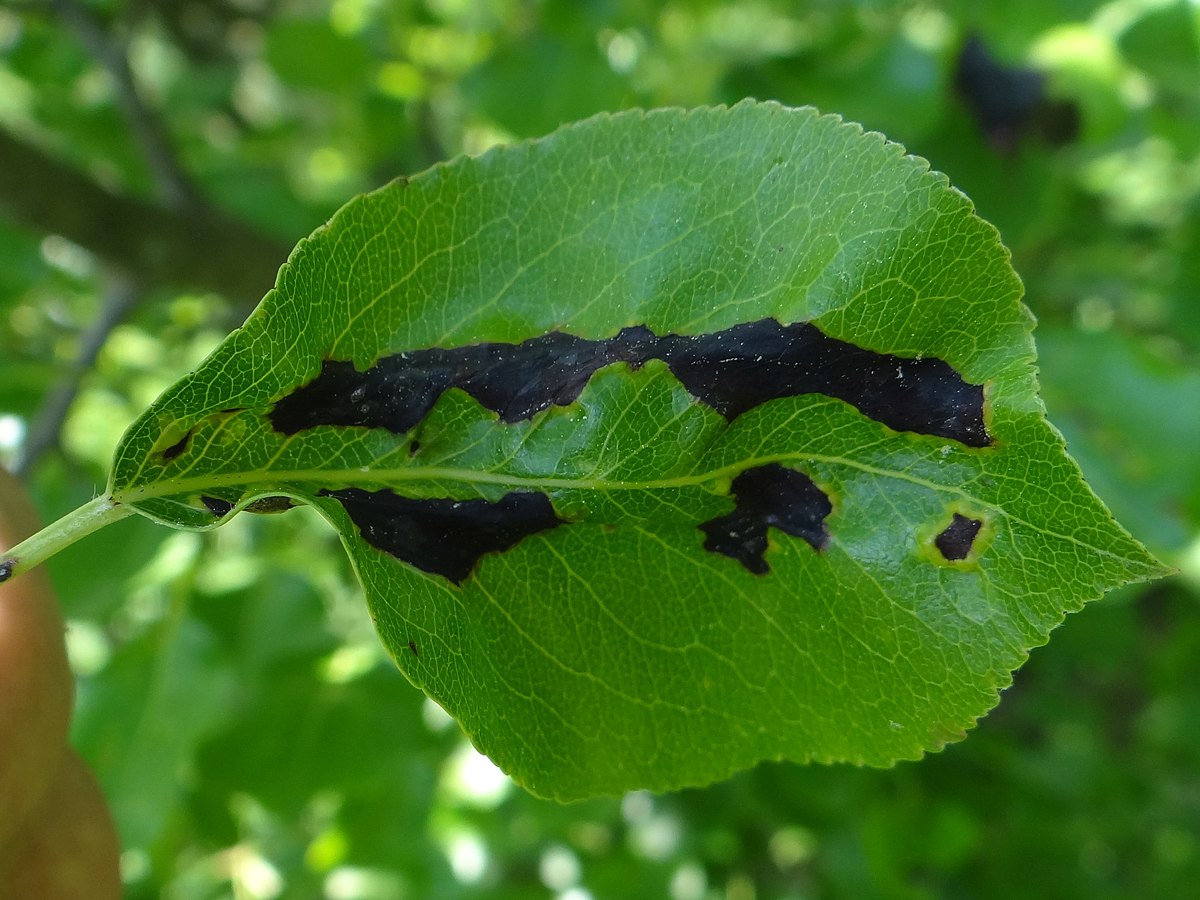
[{"left": 107, "top": 102, "right": 1164, "bottom": 799}]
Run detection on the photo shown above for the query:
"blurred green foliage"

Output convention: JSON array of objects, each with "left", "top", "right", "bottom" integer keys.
[{"left": 1, "top": 1, "right": 1198, "bottom": 898}]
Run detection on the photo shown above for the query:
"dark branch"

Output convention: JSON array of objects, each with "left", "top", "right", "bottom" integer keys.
[
  {"left": 52, "top": 0, "right": 200, "bottom": 209},
  {"left": 13, "top": 272, "right": 139, "bottom": 476},
  {"left": 0, "top": 128, "right": 292, "bottom": 305}
]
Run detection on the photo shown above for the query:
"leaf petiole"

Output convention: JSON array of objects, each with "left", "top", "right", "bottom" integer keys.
[{"left": 0, "top": 494, "right": 133, "bottom": 584}]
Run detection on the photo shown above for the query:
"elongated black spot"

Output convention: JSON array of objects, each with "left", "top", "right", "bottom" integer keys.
[
  {"left": 656, "top": 320, "right": 989, "bottom": 445},
  {"left": 202, "top": 496, "right": 235, "bottom": 517},
  {"left": 700, "top": 463, "right": 832, "bottom": 574},
  {"left": 935, "top": 513, "right": 983, "bottom": 561},
  {"left": 455, "top": 330, "right": 641, "bottom": 422},
  {"left": 0, "top": 559, "right": 13, "bottom": 584},
  {"left": 161, "top": 429, "right": 193, "bottom": 461},
  {"left": 318, "top": 487, "right": 563, "bottom": 583},
  {"left": 270, "top": 318, "right": 990, "bottom": 447}
]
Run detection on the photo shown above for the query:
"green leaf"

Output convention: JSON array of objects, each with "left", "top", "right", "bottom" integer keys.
[{"left": 30, "top": 102, "right": 1170, "bottom": 799}]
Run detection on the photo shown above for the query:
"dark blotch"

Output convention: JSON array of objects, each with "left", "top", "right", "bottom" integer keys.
[
  {"left": 161, "top": 429, "right": 193, "bottom": 461},
  {"left": 408, "top": 640, "right": 419, "bottom": 657},
  {"left": 455, "top": 330, "right": 639, "bottom": 422},
  {"left": 935, "top": 513, "right": 983, "bottom": 561},
  {"left": 270, "top": 319, "right": 990, "bottom": 447},
  {"left": 271, "top": 356, "right": 447, "bottom": 435},
  {"left": 0, "top": 559, "right": 13, "bottom": 584},
  {"left": 657, "top": 320, "right": 990, "bottom": 446},
  {"left": 956, "top": 33, "right": 1079, "bottom": 153},
  {"left": 700, "top": 463, "right": 832, "bottom": 574},
  {"left": 318, "top": 487, "right": 563, "bottom": 583},
  {"left": 201, "top": 496, "right": 235, "bottom": 517}
]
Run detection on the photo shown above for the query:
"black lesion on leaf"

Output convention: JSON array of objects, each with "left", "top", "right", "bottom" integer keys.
[
  {"left": 318, "top": 487, "right": 564, "bottom": 583},
  {"left": 699, "top": 463, "right": 833, "bottom": 574},
  {"left": 455, "top": 330, "right": 645, "bottom": 422},
  {"left": 270, "top": 357, "right": 447, "bottom": 435},
  {"left": 655, "top": 320, "right": 990, "bottom": 446},
  {"left": 201, "top": 496, "right": 235, "bottom": 517},
  {"left": 270, "top": 318, "right": 990, "bottom": 447},
  {"left": 0, "top": 559, "right": 14, "bottom": 584},
  {"left": 271, "top": 330, "right": 645, "bottom": 435},
  {"left": 935, "top": 513, "right": 984, "bottom": 561},
  {"left": 161, "top": 428, "right": 194, "bottom": 461}
]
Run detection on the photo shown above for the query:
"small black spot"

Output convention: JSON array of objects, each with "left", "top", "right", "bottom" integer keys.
[
  {"left": 201, "top": 496, "right": 234, "bottom": 517},
  {"left": 408, "top": 640, "right": 419, "bottom": 657},
  {"left": 271, "top": 319, "right": 990, "bottom": 447},
  {"left": 0, "top": 559, "right": 13, "bottom": 584},
  {"left": 935, "top": 513, "right": 983, "bottom": 561},
  {"left": 408, "top": 439, "right": 421, "bottom": 458},
  {"left": 318, "top": 487, "right": 564, "bottom": 583},
  {"left": 700, "top": 463, "right": 833, "bottom": 574},
  {"left": 161, "top": 429, "right": 193, "bottom": 461}
]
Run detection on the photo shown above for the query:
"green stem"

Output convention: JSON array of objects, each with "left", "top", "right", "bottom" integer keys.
[{"left": 0, "top": 495, "right": 134, "bottom": 584}]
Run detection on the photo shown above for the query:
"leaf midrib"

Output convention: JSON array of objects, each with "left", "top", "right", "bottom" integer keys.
[
  {"left": 117, "top": 453, "right": 935, "bottom": 499},
  {"left": 112, "top": 454, "right": 1150, "bottom": 569}
]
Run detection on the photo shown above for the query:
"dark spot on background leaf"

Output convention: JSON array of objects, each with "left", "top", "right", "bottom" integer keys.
[
  {"left": 935, "top": 513, "right": 984, "bottom": 561},
  {"left": 201, "top": 496, "right": 235, "bottom": 517},
  {"left": 408, "top": 640, "right": 419, "bottom": 657},
  {"left": 955, "top": 33, "right": 1079, "bottom": 153},
  {"left": 318, "top": 487, "right": 563, "bottom": 583},
  {"left": 700, "top": 463, "right": 832, "bottom": 574},
  {"left": 271, "top": 319, "right": 990, "bottom": 446},
  {"left": 161, "top": 428, "right": 193, "bottom": 461}
]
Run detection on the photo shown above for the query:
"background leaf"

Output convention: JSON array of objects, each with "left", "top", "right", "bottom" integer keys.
[{"left": 104, "top": 102, "right": 1160, "bottom": 799}]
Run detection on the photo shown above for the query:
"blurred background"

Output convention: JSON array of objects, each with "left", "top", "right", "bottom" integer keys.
[{"left": 2, "top": 0, "right": 1199, "bottom": 897}]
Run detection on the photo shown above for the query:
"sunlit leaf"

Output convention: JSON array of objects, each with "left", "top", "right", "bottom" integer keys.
[{"left": 100, "top": 102, "right": 1164, "bottom": 798}]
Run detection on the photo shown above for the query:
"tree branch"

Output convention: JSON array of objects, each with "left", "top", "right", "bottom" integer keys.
[
  {"left": 13, "top": 272, "right": 138, "bottom": 476},
  {"left": 52, "top": 0, "right": 200, "bottom": 209},
  {"left": 0, "top": 128, "right": 292, "bottom": 306}
]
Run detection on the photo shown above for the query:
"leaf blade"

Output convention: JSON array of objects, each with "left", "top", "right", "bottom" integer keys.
[{"left": 108, "top": 101, "right": 1165, "bottom": 798}]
